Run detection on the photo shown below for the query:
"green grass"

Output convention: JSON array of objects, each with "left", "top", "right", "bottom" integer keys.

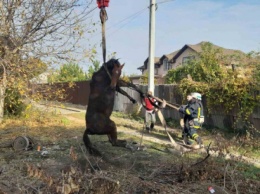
[
  {"left": 112, "top": 111, "right": 144, "bottom": 123},
  {"left": 2, "top": 109, "right": 259, "bottom": 193},
  {"left": 237, "top": 162, "right": 260, "bottom": 180},
  {"left": 60, "top": 117, "right": 70, "bottom": 125},
  {"left": 69, "top": 111, "right": 259, "bottom": 150},
  {"left": 67, "top": 112, "right": 85, "bottom": 119}
]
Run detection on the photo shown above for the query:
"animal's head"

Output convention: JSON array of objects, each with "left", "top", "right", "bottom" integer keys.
[{"left": 106, "top": 59, "right": 124, "bottom": 88}]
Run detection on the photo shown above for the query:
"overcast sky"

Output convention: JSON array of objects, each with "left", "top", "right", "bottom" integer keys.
[{"left": 82, "top": 0, "right": 260, "bottom": 75}]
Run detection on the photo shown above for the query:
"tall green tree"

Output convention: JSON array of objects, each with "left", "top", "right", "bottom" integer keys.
[
  {"left": 166, "top": 42, "right": 225, "bottom": 83},
  {"left": 48, "top": 63, "right": 86, "bottom": 83},
  {"left": 248, "top": 51, "right": 260, "bottom": 89},
  {"left": 86, "top": 60, "right": 101, "bottom": 80},
  {"left": 140, "top": 72, "right": 158, "bottom": 85},
  {"left": 166, "top": 42, "right": 260, "bottom": 132}
]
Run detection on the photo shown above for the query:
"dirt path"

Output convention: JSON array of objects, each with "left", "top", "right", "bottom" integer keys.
[
  {"left": 1, "top": 105, "right": 259, "bottom": 193},
  {"left": 32, "top": 101, "right": 86, "bottom": 115},
  {"left": 31, "top": 102, "right": 260, "bottom": 168},
  {"left": 118, "top": 124, "right": 260, "bottom": 167},
  {"left": 63, "top": 112, "right": 260, "bottom": 168}
]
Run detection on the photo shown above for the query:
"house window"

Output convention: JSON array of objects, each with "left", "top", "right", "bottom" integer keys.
[
  {"left": 163, "top": 58, "right": 170, "bottom": 70},
  {"left": 168, "top": 63, "right": 172, "bottom": 70},
  {"left": 182, "top": 56, "right": 195, "bottom": 65}
]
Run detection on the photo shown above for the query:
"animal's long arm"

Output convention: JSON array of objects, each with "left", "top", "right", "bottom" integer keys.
[
  {"left": 117, "top": 80, "right": 179, "bottom": 110},
  {"left": 117, "top": 79, "right": 144, "bottom": 95},
  {"left": 116, "top": 85, "right": 136, "bottom": 104}
]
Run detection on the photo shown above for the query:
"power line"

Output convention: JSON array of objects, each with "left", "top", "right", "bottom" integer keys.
[
  {"left": 86, "top": 1, "right": 176, "bottom": 53},
  {"left": 157, "top": 0, "right": 176, "bottom": 5},
  {"left": 86, "top": 0, "right": 175, "bottom": 36},
  {"left": 106, "top": 8, "right": 148, "bottom": 37},
  {"left": 107, "top": 7, "right": 148, "bottom": 30},
  {"left": 106, "top": 0, "right": 175, "bottom": 35},
  {"left": 88, "top": 6, "right": 148, "bottom": 39}
]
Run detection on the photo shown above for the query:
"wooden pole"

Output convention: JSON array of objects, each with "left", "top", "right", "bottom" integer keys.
[{"left": 149, "top": 95, "right": 180, "bottom": 110}]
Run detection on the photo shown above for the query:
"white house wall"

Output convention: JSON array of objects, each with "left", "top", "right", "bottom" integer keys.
[
  {"left": 158, "top": 62, "right": 167, "bottom": 76},
  {"left": 135, "top": 47, "right": 200, "bottom": 84},
  {"left": 131, "top": 79, "right": 140, "bottom": 85},
  {"left": 173, "top": 48, "right": 198, "bottom": 69}
]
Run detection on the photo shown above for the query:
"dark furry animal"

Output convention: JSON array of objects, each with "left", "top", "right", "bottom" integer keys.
[{"left": 83, "top": 59, "right": 136, "bottom": 155}]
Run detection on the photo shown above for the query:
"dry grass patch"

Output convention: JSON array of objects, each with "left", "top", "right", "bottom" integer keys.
[{"left": 0, "top": 111, "right": 259, "bottom": 193}]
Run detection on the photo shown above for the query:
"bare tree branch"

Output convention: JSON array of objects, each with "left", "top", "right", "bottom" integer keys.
[{"left": 0, "top": 0, "right": 97, "bottom": 120}]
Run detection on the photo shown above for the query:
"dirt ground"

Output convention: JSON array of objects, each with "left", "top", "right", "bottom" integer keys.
[{"left": 0, "top": 105, "right": 259, "bottom": 194}]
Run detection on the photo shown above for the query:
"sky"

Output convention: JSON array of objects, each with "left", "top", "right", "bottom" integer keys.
[{"left": 82, "top": 0, "right": 260, "bottom": 75}]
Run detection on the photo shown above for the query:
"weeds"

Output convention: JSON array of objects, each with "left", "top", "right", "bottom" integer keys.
[{"left": 0, "top": 110, "right": 259, "bottom": 193}]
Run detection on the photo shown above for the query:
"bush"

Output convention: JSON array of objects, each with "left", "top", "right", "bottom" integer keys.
[{"left": 4, "top": 88, "right": 26, "bottom": 116}]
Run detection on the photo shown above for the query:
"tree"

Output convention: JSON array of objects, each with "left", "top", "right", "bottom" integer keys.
[
  {"left": 166, "top": 42, "right": 260, "bottom": 133},
  {"left": 26, "top": 58, "right": 48, "bottom": 80},
  {"left": 140, "top": 72, "right": 158, "bottom": 85},
  {"left": 140, "top": 72, "right": 148, "bottom": 84},
  {"left": 0, "top": 0, "right": 95, "bottom": 122},
  {"left": 121, "top": 73, "right": 131, "bottom": 82},
  {"left": 48, "top": 63, "right": 86, "bottom": 83},
  {"left": 247, "top": 51, "right": 260, "bottom": 89},
  {"left": 166, "top": 42, "right": 225, "bottom": 84},
  {"left": 86, "top": 60, "right": 101, "bottom": 80}
]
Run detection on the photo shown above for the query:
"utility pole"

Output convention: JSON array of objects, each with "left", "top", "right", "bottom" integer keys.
[{"left": 148, "top": 0, "right": 156, "bottom": 94}]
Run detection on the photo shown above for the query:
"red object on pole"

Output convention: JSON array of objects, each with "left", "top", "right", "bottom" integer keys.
[{"left": 97, "top": 0, "right": 110, "bottom": 8}]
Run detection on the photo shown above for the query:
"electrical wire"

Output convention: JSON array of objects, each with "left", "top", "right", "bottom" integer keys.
[
  {"left": 157, "top": 0, "right": 176, "bottom": 5},
  {"left": 87, "top": 0, "right": 176, "bottom": 47},
  {"left": 107, "top": 7, "right": 147, "bottom": 31},
  {"left": 88, "top": 6, "right": 148, "bottom": 39},
  {"left": 106, "top": 8, "right": 147, "bottom": 37},
  {"left": 106, "top": 0, "right": 176, "bottom": 36}
]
